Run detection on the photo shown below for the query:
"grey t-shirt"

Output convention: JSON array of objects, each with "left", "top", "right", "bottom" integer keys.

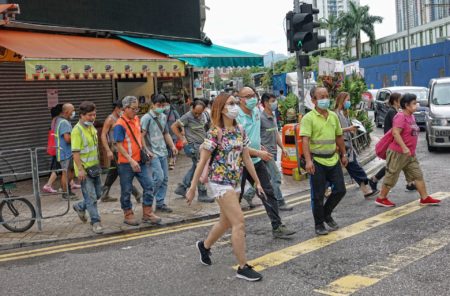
[
  {"left": 178, "top": 111, "right": 210, "bottom": 147},
  {"left": 260, "top": 110, "right": 278, "bottom": 156},
  {"left": 141, "top": 111, "right": 169, "bottom": 157}
]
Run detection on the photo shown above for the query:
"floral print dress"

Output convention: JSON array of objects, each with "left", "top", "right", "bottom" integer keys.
[{"left": 202, "top": 126, "right": 249, "bottom": 187}]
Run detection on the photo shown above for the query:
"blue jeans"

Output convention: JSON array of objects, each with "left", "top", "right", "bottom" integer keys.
[
  {"left": 150, "top": 156, "right": 169, "bottom": 206},
  {"left": 118, "top": 163, "right": 154, "bottom": 210},
  {"left": 346, "top": 151, "right": 369, "bottom": 185},
  {"left": 182, "top": 145, "right": 206, "bottom": 191},
  {"left": 75, "top": 175, "right": 102, "bottom": 224}
]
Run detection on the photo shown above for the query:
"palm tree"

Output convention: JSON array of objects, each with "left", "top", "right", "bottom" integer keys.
[
  {"left": 320, "top": 14, "right": 339, "bottom": 48},
  {"left": 336, "top": 1, "right": 383, "bottom": 59}
]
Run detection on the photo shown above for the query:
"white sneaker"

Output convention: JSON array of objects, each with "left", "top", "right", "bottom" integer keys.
[{"left": 92, "top": 222, "right": 104, "bottom": 234}]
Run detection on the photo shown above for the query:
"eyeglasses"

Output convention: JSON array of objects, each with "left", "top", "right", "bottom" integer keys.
[
  {"left": 241, "top": 93, "right": 256, "bottom": 99},
  {"left": 226, "top": 101, "right": 238, "bottom": 106},
  {"left": 128, "top": 107, "right": 139, "bottom": 112}
]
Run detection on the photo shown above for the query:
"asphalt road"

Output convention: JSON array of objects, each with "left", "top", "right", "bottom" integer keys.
[{"left": 1, "top": 130, "right": 450, "bottom": 296}]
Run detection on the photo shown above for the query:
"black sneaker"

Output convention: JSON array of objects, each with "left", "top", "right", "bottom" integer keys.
[
  {"left": 368, "top": 179, "right": 378, "bottom": 192},
  {"left": 315, "top": 223, "right": 329, "bottom": 235},
  {"left": 196, "top": 240, "right": 212, "bottom": 266},
  {"left": 236, "top": 264, "right": 262, "bottom": 282},
  {"left": 156, "top": 204, "right": 173, "bottom": 213},
  {"left": 406, "top": 183, "right": 417, "bottom": 191},
  {"left": 325, "top": 217, "right": 339, "bottom": 231},
  {"left": 174, "top": 184, "right": 187, "bottom": 197}
]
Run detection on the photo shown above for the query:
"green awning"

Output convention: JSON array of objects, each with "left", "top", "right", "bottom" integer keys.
[{"left": 119, "top": 35, "right": 263, "bottom": 68}]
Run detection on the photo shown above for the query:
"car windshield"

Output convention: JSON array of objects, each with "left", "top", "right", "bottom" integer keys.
[
  {"left": 431, "top": 83, "right": 450, "bottom": 105},
  {"left": 391, "top": 89, "right": 427, "bottom": 106}
]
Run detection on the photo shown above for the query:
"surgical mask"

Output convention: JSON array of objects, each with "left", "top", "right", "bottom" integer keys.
[
  {"left": 317, "top": 98, "right": 331, "bottom": 110},
  {"left": 225, "top": 105, "right": 239, "bottom": 119},
  {"left": 270, "top": 102, "right": 278, "bottom": 111},
  {"left": 245, "top": 97, "right": 258, "bottom": 110},
  {"left": 83, "top": 121, "right": 94, "bottom": 127},
  {"left": 164, "top": 105, "right": 170, "bottom": 111},
  {"left": 344, "top": 101, "right": 351, "bottom": 110},
  {"left": 119, "top": 111, "right": 124, "bottom": 117},
  {"left": 70, "top": 111, "right": 76, "bottom": 120},
  {"left": 154, "top": 107, "right": 165, "bottom": 114}
]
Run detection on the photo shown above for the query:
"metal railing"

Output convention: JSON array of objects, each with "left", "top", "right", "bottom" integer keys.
[{"left": 0, "top": 147, "right": 70, "bottom": 232}]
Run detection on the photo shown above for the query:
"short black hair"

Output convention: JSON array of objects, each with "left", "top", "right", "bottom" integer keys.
[
  {"left": 112, "top": 99, "right": 122, "bottom": 109},
  {"left": 400, "top": 93, "right": 417, "bottom": 109},
  {"left": 279, "top": 90, "right": 284, "bottom": 95},
  {"left": 152, "top": 94, "right": 167, "bottom": 104},
  {"left": 79, "top": 101, "right": 96, "bottom": 115},
  {"left": 310, "top": 86, "right": 316, "bottom": 99},
  {"left": 50, "top": 103, "right": 63, "bottom": 118},
  {"left": 261, "top": 93, "right": 276, "bottom": 105}
]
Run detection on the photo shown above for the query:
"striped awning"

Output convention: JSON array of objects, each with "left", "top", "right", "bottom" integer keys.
[{"left": 0, "top": 30, "right": 185, "bottom": 80}]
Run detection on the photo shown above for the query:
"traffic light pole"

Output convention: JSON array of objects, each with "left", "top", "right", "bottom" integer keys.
[{"left": 294, "top": 0, "right": 306, "bottom": 115}]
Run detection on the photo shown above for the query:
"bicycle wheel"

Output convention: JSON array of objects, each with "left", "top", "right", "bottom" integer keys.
[{"left": 0, "top": 198, "right": 36, "bottom": 232}]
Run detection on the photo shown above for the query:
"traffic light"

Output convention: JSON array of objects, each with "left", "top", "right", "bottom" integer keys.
[
  {"left": 286, "top": 10, "right": 313, "bottom": 53},
  {"left": 285, "top": 4, "right": 326, "bottom": 53},
  {"left": 300, "top": 4, "right": 326, "bottom": 53}
]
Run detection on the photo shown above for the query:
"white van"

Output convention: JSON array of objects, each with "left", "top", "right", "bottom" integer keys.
[{"left": 426, "top": 78, "right": 450, "bottom": 151}]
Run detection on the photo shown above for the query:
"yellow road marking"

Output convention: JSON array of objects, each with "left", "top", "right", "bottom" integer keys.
[
  {"left": 241, "top": 192, "right": 449, "bottom": 272},
  {"left": 0, "top": 189, "right": 320, "bottom": 262},
  {"left": 314, "top": 225, "right": 450, "bottom": 296}
]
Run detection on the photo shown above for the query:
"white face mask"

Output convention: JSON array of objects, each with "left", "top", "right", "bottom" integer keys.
[
  {"left": 224, "top": 105, "right": 239, "bottom": 119},
  {"left": 119, "top": 111, "right": 124, "bottom": 117},
  {"left": 70, "top": 111, "right": 76, "bottom": 120}
]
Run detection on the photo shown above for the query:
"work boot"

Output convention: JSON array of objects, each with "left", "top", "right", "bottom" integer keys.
[
  {"left": 123, "top": 209, "right": 139, "bottom": 226},
  {"left": 100, "top": 186, "right": 118, "bottom": 202},
  {"left": 174, "top": 183, "right": 187, "bottom": 197},
  {"left": 197, "top": 188, "right": 214, "bottom": 203},
  {"left": 132, "top": 187, "right": 142, "bottom": 203},
  {"left": 272, "top": 224, "right": 296, "bottom": 239},
  {"left": 142, "top": 206, "right": 162, "bottom": 225}
]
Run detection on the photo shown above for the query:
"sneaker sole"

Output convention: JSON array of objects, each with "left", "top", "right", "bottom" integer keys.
[
  {"left": 236, "top": 273, "right": 262, "bottom": 282},
  {"left": 196, "top": 241, "right": 211, "bottom": 266},
  {"left": 375, "top": 201, "right": 395, "bottom": 207},
  {"left": 420, "top": 202, "right": 440, "bottom": 206}
]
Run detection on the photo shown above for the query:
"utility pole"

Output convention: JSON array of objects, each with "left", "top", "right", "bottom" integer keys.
[
  {"left": 406, "top": 1, "right": 412, "bottom": 86},
  {"left": 294, "top": 0, "right": 306, "bottom": 114}
]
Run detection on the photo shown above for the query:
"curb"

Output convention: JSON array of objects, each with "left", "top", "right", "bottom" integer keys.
[{"left": 0, "top": 148, "right": 378, "bottom": 251}]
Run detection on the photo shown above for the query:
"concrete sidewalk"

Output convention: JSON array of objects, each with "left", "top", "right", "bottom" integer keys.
[{"left": 0, "top": 137, "right": 379, "bottom": 250}]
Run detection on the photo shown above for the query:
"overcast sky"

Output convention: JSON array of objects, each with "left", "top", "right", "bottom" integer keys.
[{"left": 203, "top": 0, "right": 396, "bottom": 55}]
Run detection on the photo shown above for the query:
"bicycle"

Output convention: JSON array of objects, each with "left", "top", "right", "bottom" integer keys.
[{"left": 0, "top": 176, "right": 36, "bottom": 233}]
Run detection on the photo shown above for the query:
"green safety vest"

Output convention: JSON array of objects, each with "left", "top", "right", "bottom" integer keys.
[{"left": 72, "top": 123, "right": 99, "bottom": 176}]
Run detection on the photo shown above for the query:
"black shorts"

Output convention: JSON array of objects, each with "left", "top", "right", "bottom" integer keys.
[{"left": 50, "top": 156, "right": 62, "bottom": 174}]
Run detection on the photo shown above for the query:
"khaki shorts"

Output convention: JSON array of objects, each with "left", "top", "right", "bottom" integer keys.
[{"left": 383, "top": 150, "right": 423, "bottom": 189}]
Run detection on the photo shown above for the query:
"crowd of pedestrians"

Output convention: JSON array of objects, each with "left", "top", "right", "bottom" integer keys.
[{"left": 44, "top": 86, "right": 440, "bottom": 281}]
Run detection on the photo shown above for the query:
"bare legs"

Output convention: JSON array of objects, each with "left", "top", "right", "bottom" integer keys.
[{"left": 204, "top": 190, "right": 247, "bottom": 268}]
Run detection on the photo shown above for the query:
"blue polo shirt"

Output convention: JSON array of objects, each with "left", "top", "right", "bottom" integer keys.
[{"left": 237, "top": 107, "right": 261, "bottom": 164}]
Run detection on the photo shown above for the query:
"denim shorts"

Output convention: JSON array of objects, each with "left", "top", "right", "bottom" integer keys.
[{"left": 208, "top": 183, "right": 241, "bottom": 199}]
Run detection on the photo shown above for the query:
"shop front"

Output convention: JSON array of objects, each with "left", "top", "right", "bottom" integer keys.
[{"left": 0, "top": 29, "right": 184, "bottom": 177}]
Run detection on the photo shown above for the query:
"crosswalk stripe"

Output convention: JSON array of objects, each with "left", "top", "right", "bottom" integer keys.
[
  {"left": 241, "top": 192, "right": 450, "bottom": 272},
  {"left": 314, "top": 225, "right": 450, "bottom": 296}
]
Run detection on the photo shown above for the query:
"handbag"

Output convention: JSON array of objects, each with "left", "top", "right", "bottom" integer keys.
[
  {"left": 123, "top": 118, "right": 151, "bottom": 164},
  {"left": 375, "top": 129, "right": 394, "bottom": 160}
]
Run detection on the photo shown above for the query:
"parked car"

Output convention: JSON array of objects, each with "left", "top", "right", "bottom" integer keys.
[
  {"left": 374, "top": 86, "right": 429, "bottom": 129},
  {"left": 426, "top": 78, "right": 450, "bottom": 152}
]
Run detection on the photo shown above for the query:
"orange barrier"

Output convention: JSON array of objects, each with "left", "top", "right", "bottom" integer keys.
[{"left": 281, "top": 123, "right": 303, "bottom": 175}]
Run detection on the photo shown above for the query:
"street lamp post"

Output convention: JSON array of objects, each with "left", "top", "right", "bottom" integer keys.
[{"left": 406, "top": 1, "right": 412, "bottom": 86}]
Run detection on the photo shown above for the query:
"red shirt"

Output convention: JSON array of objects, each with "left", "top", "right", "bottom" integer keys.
[{"left": 389, "top": 112, "right": 420, "bottom": 156}]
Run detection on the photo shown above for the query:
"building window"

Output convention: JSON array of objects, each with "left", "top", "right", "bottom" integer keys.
[{"left": 429, "top": 30, "right": 433, "bottom": 43}]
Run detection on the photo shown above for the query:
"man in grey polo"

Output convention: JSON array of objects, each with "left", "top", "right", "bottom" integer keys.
[{"left": 242, "top": 93, "right": 293, "bottom": 211}]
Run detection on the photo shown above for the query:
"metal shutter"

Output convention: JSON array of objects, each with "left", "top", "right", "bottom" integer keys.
[{"left": 0, "top": 62, "right": 113, "bottom": 180}]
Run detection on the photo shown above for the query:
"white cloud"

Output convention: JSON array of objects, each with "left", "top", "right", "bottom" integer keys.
[{"left": 204, "top": 0, "right": 396, "bottom": 55}]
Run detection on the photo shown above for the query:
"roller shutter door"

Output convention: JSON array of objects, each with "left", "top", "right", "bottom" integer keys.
[{"left": 0, "top": 63, "right": 113, "bottom": 180}]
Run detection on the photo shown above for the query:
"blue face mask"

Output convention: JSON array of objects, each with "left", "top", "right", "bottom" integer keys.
[
  {"left": 344, "top": 101, "right": 352, "bottom": 110},
  {"left": 317, "top": 98, "right": 331, "bottom": 110},
  {"left": 270, "top": 102, "right": 278, "bottom": 111},
  {"left": 83, "top": 121, "right": 94, "bottom": 126},
  {"left": 154, "top": 107, "right": 165, "bottom": 114},
  {"left": 245, "top": 97, "right": 258, "bottom": 110}
]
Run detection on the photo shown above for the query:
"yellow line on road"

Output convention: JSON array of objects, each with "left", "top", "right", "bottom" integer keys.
[
  {"left": 242, "top": 192, "right": 449, "bottom": 272},
  {"left": 0, "top": 190, "right": 318, "bottom": 262},
  {"left": 314, "top": 225, "right": 450, "bottom": 296}
]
